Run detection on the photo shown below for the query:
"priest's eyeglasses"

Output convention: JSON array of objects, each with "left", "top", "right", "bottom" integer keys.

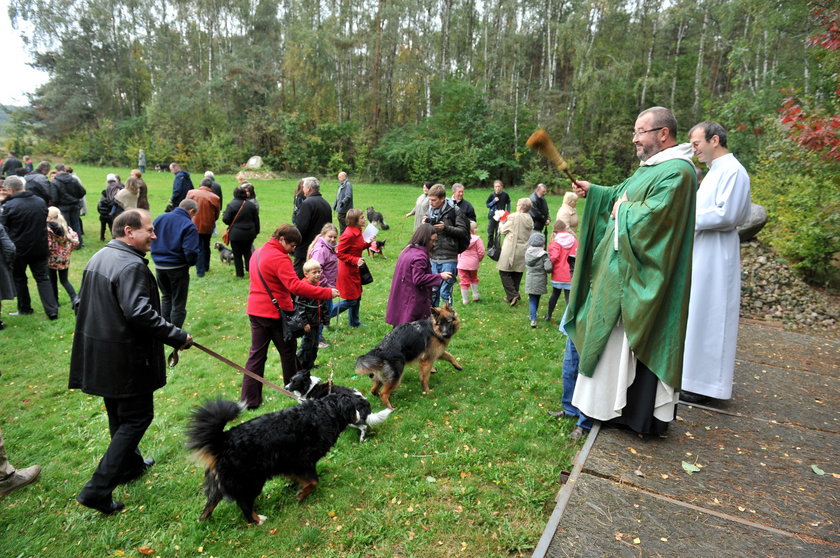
[{"left": 632, "top": 127, "right": 664, "bottom": 137}]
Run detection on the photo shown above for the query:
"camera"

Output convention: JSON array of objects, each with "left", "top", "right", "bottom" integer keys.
[{"left": 426, "top": 215, "right": 441, "bottom": 226}]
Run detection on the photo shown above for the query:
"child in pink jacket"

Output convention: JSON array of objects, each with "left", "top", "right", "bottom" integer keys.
[
  {"left": 457, "top": 220, "right": 485, "bottom": 304},
  {"left": 546, "top": 219, "right": 578, "bottom": 321}
]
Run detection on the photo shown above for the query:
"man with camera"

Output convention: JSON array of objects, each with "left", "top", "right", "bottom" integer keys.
[{"left": 424, "top": 184, "right": 469, "bottom": 306}]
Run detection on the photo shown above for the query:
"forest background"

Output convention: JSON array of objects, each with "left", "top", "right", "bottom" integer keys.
[{"left": 4, "top": 0, "right": 839, "bottom": 282}]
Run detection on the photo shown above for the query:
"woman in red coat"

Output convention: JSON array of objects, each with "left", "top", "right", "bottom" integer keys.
[
  {"left": 331, "top": 208, "right": 369, "bottom": 327},
  {"left": 241, "top": 224, "right": 338, "bottom": 409}
]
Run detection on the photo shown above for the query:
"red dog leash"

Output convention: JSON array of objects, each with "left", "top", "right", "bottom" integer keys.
[{"left": 169, "top": 341, "right": 298, "bottom": 401}]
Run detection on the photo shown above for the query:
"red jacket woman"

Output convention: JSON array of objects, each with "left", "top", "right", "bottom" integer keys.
[
  {"left": 242, "top": 225, "right": 336, "bottom": 408},
  {"left": 332, "top": 209, "right": 369, "bottom": 327}
]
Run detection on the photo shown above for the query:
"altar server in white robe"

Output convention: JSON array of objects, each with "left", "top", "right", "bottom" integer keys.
[{"left": 681, "top": 121, "right": 751, "bottom": 403}]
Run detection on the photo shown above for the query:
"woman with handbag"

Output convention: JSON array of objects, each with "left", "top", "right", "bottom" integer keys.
[
  {"left": 241, "top": 224, "right": 339, "bottom": 409},
  {"left": 330, "top": 208, "right": 370, "bottom": 328},
  {"left": 222, "top": 186, "right": 260, "bottom": 278}
]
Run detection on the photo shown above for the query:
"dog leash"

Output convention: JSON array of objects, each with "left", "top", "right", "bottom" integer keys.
[{"left": 168, "top": 342, "right": 298, "bottom": 401}]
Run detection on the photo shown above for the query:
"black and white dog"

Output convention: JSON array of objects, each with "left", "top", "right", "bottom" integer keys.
[
  {"left": 186, "top": 393, "right": 369, "bottom": 524},
  {"left": 285, "top": 369, "right": 392, "bottom": 442},
  {"left": 366, "top": 206, "right": 390, "bottom": 230}
]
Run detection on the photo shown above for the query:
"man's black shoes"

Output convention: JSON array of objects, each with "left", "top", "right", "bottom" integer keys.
[{"left": 77, "top": 496, "right": 125, "bottom": 515}]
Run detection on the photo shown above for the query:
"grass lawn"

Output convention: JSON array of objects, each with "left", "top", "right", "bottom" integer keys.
[{"left": 0, "top": 166, "right": 582, "bottom": 557}]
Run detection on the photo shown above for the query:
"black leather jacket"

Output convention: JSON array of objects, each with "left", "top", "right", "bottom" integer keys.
[
  {"left": 69, "top": 240, "right": 188, "bottom": 398},
  {"left": 52, "top": 172, "right": 87, "bottom": 206}
]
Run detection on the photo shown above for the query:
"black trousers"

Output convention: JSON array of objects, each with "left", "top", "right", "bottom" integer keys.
[
  {"left": 156, "top": 266, "right": 190, "bottom": 328},
  {"left": 230, "top": 239, "right": 253, "bottom": 277},
  {"left": 12, "top": 256, "right": 58, "bottom": 317},
  {"left": 78, "top": 393, "right": 154, "bottom": 502},
  {"left": 498, "top": 270, "right": 523, "bottom": 302}
]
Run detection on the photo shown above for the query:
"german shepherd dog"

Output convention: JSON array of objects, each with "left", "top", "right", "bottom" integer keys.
[
  {"left": 355, "top": 304, "right": 461, "bottom": 409},
  {"left": 186, "top": 393, "right": 370, "bottom": 524}
]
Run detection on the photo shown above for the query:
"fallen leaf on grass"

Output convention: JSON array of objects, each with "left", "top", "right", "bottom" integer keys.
[
  {"left": 811, "top": 464, "right": 825, "bottom": 476},
  {"left": 137, "top": 547, "right": 154, "bottom": 556},
  {"left": 633, "top": 537, "right": 641, "bottom": 544},
  {"left": 681, "top": 461, "right": 701, "bottom": 474},
  {"left": 633, "top": 469, "right": 646, "bottom": 478}
]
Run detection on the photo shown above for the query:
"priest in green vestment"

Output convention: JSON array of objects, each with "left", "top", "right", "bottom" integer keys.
[{"left": 561, "top": 106, "right": 697, "bottom": 435}]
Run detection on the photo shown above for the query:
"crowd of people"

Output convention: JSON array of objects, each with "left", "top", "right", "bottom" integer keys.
[{"left": 0, "top": 109, "right": 752, "bottom": 514}]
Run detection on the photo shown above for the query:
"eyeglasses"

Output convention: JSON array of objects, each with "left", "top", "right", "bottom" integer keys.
[{"left": 633, "top": 127, "right": 664, "bottom": 138}]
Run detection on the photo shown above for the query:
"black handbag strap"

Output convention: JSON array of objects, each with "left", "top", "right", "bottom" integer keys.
[{"left": 255, "top": 250, "right": 284, "bottom": 318}]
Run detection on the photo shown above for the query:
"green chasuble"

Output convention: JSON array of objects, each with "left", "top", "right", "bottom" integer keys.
[{"left": 563, "top": 158, "right": 697, "bottom": 389}]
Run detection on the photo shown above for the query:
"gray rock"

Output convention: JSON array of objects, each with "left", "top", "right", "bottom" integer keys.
[{"left": 738, "top": 204, "right": 767, "bottom": 242}]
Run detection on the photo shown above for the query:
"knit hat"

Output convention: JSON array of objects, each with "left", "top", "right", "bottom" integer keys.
[
  {"left": 528, "top": 232, "right": 545, "bottom": 247},
  {"left": 106, "top": 173, "right": 117, "bottom": 182}
]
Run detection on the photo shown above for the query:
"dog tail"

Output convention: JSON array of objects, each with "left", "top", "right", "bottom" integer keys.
[
  {"left": 355, "top": 352, "right": 387, "bottom": 377},
  {"left": 186, "top": 398, "right": 244, "bottom": 466},
  {"left": 366, "top": 407, "right": 393, "bottom": 427},
  {"left": 381, "top": 221, "right": 390, "bottom": 230}
]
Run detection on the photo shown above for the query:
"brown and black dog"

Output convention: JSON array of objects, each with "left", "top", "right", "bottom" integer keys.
[{"left": 355, "top": 304, "right": 461, "bottom": 409}]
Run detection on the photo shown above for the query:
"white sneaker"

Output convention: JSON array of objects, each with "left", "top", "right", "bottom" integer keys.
[
  {"left": 317, "top": 340, "right": 330, "bottom": 349},
  {"left": 530, "top": 320, "right": 537, "bottom": 328}
]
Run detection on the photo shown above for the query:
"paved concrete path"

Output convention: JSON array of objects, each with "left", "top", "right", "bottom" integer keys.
[{"left": 534, "top": 322, "right": 839, "bottom": 557}]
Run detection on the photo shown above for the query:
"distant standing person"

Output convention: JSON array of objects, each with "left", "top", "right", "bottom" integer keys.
[
  {"left": 1, "top": 152, "right": 22, "bottom": 177},
  {"left": 293, "top": 177, "right": 332, "bottom": 278},
  {"left": 496, "top": 197, "right": 534, "bottom": 306},
  {"left": 451, "top": 183, "right": 476, "bottom": 222},
  {"left": 151, "top": 200, "right": 200, "bottom": 328},
  {"left": 485, "top": 180, "right": 511, "bottom": 245},
  {"left": 25, "top": 162, "right": 56, "bottom": 206},
  {"left": 334, "top": 171, "right": 353, "bottom": 233},
  {"left": 186, "top": 178, "right": 221, "bottom": 277},
  {"left": 222, "top": 187, "right": 260, "bottom": 278},
  {"left": 168, "top": 163, "right": 193, "bottom": 210},
  {"left": 52, "top": 163, "right": 87, "bottom": 248},
  {"left": 130, "top": 169, "right": 149, "bottom": 210},
  {"left": 23, "top": 156, "right": 33, "bottom": 173},
  {"left": 406, "top": 181, "right": 432, "bottom": 231},
  {"left": 681, "top": 121, "right": 752, "bottom": 404},
  {"left": 524, "top": 232, "right": 552, "bottom": 328},
  {"left": 0, "top": 176, "right": 58, "bottom": 320},
  {"left": 555, "top": 191, "right": 579, "bottom": 234},
  {"left": 70, "top": 210, "right": 193, "bottom": 515},
  {"left": 138, "top": 149, "right": 146, "bottom": 174},
  {"left": 203, "top": 171, "right": 223, "bottom": 206},
  {"left": 456, "top": 220, "right": 485, "bottom": 304},
  {"left": 529, "top": 183, "right": 551, "bottom": 237}
]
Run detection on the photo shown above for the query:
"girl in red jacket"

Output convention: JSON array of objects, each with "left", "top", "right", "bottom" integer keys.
[
  {"left": 330, "top": 208, "right": 370, "bottom": 327},
  {"left": 546, "top": 219, "right": 578, "bottom": 322}
]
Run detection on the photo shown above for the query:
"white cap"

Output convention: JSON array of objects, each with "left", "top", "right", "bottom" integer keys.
[
  {"left": 106, "top": 173, "right": 117, "bottom": 182},
  {"left": 204, "top": 171, "right": 214, "bottom": 178}
]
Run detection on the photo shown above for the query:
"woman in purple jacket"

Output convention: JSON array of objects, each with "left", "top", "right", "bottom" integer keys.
[{"left": 385, "top": 224, "right": 453, "bottom": 327}]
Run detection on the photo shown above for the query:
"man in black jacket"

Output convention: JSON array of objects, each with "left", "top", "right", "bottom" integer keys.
[
  {"left": 52, "top": 164, "right": 87, "bottom": 247},
  {"left": 70, "top": 210, "right": 193, "bottom": 515},
  {"left": 425, "top": 184, "right": 469, "bottom": 306},
  {"left": 1, "top": 151, "right": 22, "bottom": 176},
  {"left": 293, "top": 176, "right": 332, "bottom": 277},
  {"left": 0, "top": 176, "right": 58, "bottom": 319},
  {"left": 24, "top": 162, "right": 56, "bottom": 206},
  {"left": 451, "top": 183, "right": 476, "bottom": 223},
  {"left": 529, "top": 183, "right": 551, "bottom": 236}
]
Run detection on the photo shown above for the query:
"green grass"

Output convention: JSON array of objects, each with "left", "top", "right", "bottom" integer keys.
[{"left": 0, "top": 166, "right": 582, "bottom": 557}]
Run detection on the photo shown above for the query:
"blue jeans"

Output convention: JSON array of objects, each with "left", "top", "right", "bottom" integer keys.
[
  {"left": 318, "top": 299, "right": 333, "bottom": 339},
  {"left": 562, "top": 337, "right": 593, "bottom": 430},
  {"left": 430, "top": 261, "right": 457, "bottom": 307},
  {"left": 330, "top": 297, "right": 361, "bottom": 327},
  {"left": 528, "top": 294, "right": 541, "bottom": 321}
]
